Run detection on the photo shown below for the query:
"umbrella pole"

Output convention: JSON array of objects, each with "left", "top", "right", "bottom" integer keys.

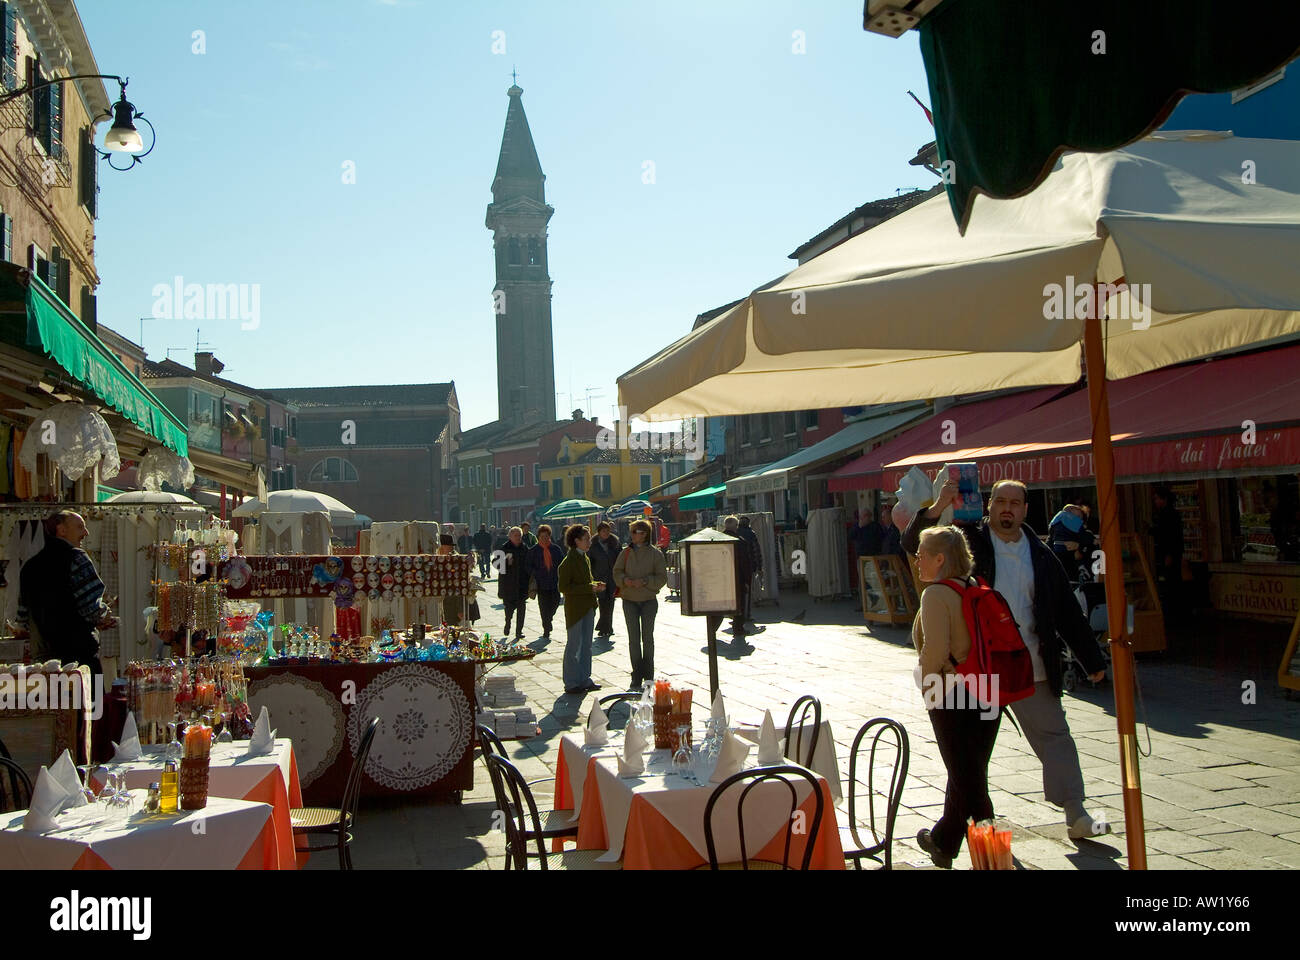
[{"left": 1083, "top": 309, "right": 1147, "bottom": 869}]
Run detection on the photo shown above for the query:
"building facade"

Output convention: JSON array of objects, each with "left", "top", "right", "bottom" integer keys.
[{"left": 270, "top": 383, "right": 459, "bottom": 523}]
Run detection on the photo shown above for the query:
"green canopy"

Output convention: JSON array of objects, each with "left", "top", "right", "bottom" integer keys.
[
  {"left": 2, "top": 268, "right": 188, "bottom": 457},
  {"left": 678, "top": 483, "right": 726, "bottom": 511},
  {"left": 915, "top": 0, "right": 1300, "bottom": 229}
]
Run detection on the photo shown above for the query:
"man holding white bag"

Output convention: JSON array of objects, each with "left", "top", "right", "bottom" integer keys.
[{"left": 903, "top": 478, "right": 1112, "bottom": 841}]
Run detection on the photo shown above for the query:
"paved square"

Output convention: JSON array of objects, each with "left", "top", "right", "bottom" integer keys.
[{"left": 311, "top": 587, "right": 1300, "bottom": 870}]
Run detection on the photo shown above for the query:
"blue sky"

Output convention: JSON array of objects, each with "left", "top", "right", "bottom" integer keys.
[{"left": 80, "top": 0, "right": 934, "bottom": 430}]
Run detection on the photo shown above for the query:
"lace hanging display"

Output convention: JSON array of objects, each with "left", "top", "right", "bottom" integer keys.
[
  {"left": 137, "top": 446, "right": 195, "bottom": 492},
  {"left": 18, "top": 402, "right": 121, "bottom": 481}
]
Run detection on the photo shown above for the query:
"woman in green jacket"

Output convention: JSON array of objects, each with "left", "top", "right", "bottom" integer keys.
[{"left": 557, "top": 524, "right": 606, "bottom": 695}]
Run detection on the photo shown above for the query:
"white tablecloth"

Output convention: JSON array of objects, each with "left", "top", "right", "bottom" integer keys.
[
  {"left": 92, "top": 740, "right": 294, "bottom": 800},
  {"left": 560, "top": 732, "right": 820, "bottom": 864},
  {"left": 0, "top": 791, "right": 274, "bottom": 869},
  {"left": 735, "top": 718, "right": 841, "bottom": 802}
]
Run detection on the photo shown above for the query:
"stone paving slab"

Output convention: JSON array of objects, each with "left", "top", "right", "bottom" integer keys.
[{"left": 322, "top": 586, "right": 1300, "bottom": 870}]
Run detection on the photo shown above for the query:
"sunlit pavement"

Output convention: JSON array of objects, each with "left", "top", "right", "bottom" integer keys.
[{"left": 312, "top": 586, "right": 1300, "bottom": 870}]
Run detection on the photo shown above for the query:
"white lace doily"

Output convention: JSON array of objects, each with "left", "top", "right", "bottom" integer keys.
[
  {"left": 349, "top": 664, "right": 472, "bottom": 791},
  {"left": 247, "top": 673, "right": 345, "bottom": 787}
]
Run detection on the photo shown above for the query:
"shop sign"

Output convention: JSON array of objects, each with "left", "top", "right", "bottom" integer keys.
[{"left": 1211, "top": 571, "right": 1300, "bottom": 620}]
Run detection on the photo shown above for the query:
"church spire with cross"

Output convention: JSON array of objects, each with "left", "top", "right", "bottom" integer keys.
[{"left": 486, "top": 80, "right": 556, "bottom": 426}]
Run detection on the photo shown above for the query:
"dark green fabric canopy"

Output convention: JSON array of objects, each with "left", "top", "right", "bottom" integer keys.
[{"left": 916, "top": 0, "right": 1300, "bottom": 230}]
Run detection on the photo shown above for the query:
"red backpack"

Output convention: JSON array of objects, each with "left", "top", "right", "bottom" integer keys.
[{"left": 939, "top": 577, "right": 1035, "bottom": 708}]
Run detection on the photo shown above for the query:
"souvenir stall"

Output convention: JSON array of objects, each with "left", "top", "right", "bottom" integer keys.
[{"left": 220, "top": 548, "right": 506, "bottom": 803}]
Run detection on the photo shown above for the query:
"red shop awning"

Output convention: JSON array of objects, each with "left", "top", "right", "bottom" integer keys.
[
  {"left": 826, "top": 387, "right": 1064, "bottom": 493},
  {"left": 882, "top": 344, "right": 1300, "bottom": 490}
]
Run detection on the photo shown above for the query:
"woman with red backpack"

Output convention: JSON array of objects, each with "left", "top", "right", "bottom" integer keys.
[{"left": 911, "top": 525, "right": 1003, "bottom": 869}]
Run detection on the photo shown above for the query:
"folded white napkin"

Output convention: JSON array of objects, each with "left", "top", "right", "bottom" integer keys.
[
  {"left": 246, "top": 705, "right": 277, "bottom": 757},
  {"left": 49, "top": 749, "right": 87, "bottom": 808},
  {"left": 710, "top": 690, "right": 726, "bottom": 722},
  {"left": 112, "top": 712, "right": 142, "bottom": 762},
  {"left": 584, "top": 697, "right": 609, "bottom": 746},
  {"left": 618, "top": 722, "right": 647, "bottom": 775},
  {"left": 23, "top": 767, "right": 72, "bottom": 832},
  {"left": 710, "top": 728, "right": 751, "bottom": 783},
  {"left": 756, "top": 709, "right": 782, "bottom": 764}
]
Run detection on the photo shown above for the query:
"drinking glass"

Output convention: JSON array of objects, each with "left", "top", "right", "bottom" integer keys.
[
  {"left": 672, "top": 725, "right": 692, "bottom": 780},
  {"left": 76, "top": 764, "right": 101, "bottom": 805}
]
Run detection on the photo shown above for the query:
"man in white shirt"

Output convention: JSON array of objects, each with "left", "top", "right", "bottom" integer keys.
[{"left": 903, "top": 479, "right": 1112, "bottom": 840}]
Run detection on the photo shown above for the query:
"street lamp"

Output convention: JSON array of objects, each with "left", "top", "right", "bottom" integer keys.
[{"left": 0, "top": 74, "right": 155, "bottom": 170}]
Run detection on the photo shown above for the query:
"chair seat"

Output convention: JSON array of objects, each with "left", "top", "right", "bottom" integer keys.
[
  {"left": 527, "top": 808, "right": 578, "bottom": 838},
  {"left": 525, "top": 849, "right": 622, "bottom": 870},
  {"left": 839, "top": 821, "right": 884, "bottom": 857},
  {"left": 290, "top": 806, "right": 350, "bottom": 832}
]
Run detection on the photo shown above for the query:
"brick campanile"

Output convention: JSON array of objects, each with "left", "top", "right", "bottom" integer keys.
[{"left": 486, "top": 83, "right": 557, "bottom": 426}]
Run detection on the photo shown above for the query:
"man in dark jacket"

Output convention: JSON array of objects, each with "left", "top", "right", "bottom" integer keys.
[
  {"left": 15, "top": 511, "right": 117, "bottom": 676},
  {"left": 519, "top": 521, "right": 538, "bottom": 549},
  {"left": 1148, "top": 487, "right": 1184, "bottom": 622},
  {"left": 526, "top": 524, "right": 565, "bottom": 639},
  {"left": 473, "top": 524, "right": 493, "bottom": 578},
  {"left": 707, "top": 520, "right": 754, "bottom": 649},
  {"left": 589, "top": 522, "right": 622, "bottom": 639},
  {"left": 903, "top": 479, "right": 1112, "bottom": 840},
  {"left": 495, "top": 526, "right": 531, "bottom": 639},
  {"left": 736, "top": 516, "right": 764, "bottom": 631}
]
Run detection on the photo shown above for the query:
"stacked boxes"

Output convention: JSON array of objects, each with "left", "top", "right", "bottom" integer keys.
[{"left": 475, "top": 671, "right": 538, "bottom": 739}]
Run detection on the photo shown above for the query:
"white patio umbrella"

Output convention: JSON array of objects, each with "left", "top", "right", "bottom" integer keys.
[
  {"left": 231, "top": 489, "right": 356, "bottom": 523},
  {"left": 103, "top": 490, "right": 198, "bottom": 505},
  {"left": 617, "top": 132, "right": 1300, "bottom": 869}
]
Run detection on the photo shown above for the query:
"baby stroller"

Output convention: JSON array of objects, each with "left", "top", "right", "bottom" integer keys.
[{"left": 1062, "top": 580, "right": 1114, "bottom": 693}]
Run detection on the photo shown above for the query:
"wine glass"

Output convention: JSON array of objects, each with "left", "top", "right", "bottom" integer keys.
[
  {"left": 672, "top": 725, "right": 692, "bottom": 780},
  {"left": 75, "top": 763, "right": 102, "bottom": 805}
]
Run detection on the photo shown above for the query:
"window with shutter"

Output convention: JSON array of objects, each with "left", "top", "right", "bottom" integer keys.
[
  {"left": 80, "top": 128, "right": 97, "bottom": 217},
  {"left": 507, "top": 237, "right": 521, "bottom": 266},
  {"left": 79, "top": 286, "right": 96, "bottom": 331},
  {"left": 0, "top": 5, "right": 14, "bottom": 92},
  {"left": 0, "top": 212, "right": 10, "bottom": 263},
  {"left": 54, "top": 250, "right": 70, "bottom": 304},
  {"left": 573, "top": 476, "right": 584, "bottom": 496},
  {"left": 48, "top": 81, "right": 61, "bottom": 159}
]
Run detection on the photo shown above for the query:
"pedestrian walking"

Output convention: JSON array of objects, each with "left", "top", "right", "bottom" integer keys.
[
  {"left": 558, "top": 524, "right": 605, "bottom": 695},
  {"left": 473, "top": 523, "right": 493, "bottom": 578},
  {"left": 589, "top": 521, "right": 622, "bottom": 639},
  {"left": 14, "top": 510, "right": 118, "bottom": 678},
  {"left": 457, "top": 527, "right": 473, "bottom": 556},
  {"left": 1048, "top": 504, "right": 1093, "bottom": 581},
  {"left": 613, "top": 518, "right": 667, "bottom": 689},
  {"left": 911, "top": 525, "right": 1001, "bottom": 868},
  {"left": 527, "top": 524, "right": 564, "bottom": 640},
  {"left": 903, "top": 478, "right": 1112, "bottom": 840},
  {"left": 496, "top": 526, "right": 530, "bottom": 639},
  {"left": 520, "top": 521, "right": 538, "bottom": 549}
]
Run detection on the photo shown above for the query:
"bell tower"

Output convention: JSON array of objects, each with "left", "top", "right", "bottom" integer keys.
[{"left": 486, "top": 82, "right": 557, "bottom": 426}]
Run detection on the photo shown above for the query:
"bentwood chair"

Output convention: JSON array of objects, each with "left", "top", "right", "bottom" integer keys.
[
  {"left": 703, "top": 766, "right": 825, "bottom": 870},
  {"left": 841, "top": 718, "right": 910, "bottom": 870},
  {"left": 484, "top": 753, "right": 619, "bottom": 871},
  {"left": 783, "top": 695, "right": 823, "bottom": 768},
  {"left": 0, "top": 756, "right": 32, "bottom": 814},
  {"left": 291, "top": 715, "right": 379, "bottom": 870},
  {"left": 598, "top": 692, "right": 642, "bottom": 731},
  {"left": 477, "top": 723, "right": 574, "bottom": 862}
]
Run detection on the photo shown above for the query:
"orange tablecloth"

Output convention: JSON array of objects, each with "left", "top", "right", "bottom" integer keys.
[{"left": 563, "top": 748, "right": 844, "bottom": 870}]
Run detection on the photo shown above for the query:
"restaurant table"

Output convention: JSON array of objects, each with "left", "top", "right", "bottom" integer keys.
[
  {"left": 90, "top": 739, "right": 303, "bottom": 870},
  {"left": 734, "top": 717, "right": 842, "bottom": 802},
  {"left": 246, "top": 661, "right": 475, "bottom": 805},
  {"left": 555, "top": 732, "right": 844, "bottom": 870},
  {"left": 0, "top": 791, "right": 280, "bottom": 869}
]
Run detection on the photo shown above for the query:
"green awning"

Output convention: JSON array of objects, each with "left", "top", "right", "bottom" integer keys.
[
  {"left": 915, "top": 0, "right": 1300, "bottom": 229},
  {"left": 18, "top": 274, "right": 188, "bottom": 457},
  {"left": 678, "top": 483, "right": 726, "bottom": 511}
]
